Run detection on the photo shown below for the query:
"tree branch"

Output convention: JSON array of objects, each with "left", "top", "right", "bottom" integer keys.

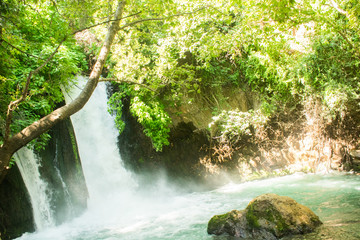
[
  {"left": 99, "top": 77, "right": 156, "bottom": 92},
  {"left": 1, "top": 39, "right": 46, "bottom": 60},
  {"left": 118, "top": 6, "right": 209, "bottom": 31},
  {"left": 329, "top": 0, "right": 348, "bottom": 16},
  {"left": 324, "top": 18, "right": 356, "bottom": 51},
  {"left": 72, "top": 11, "right": 141, "bottom": 35},
  {"left": 3, "top": 1, "right": 138, "bottom": 143},
  {"left": 4, "top": 37, "right": 67, "bottom": 142},
  {"left": 208, "top": 5, "right": 227, "bottom": 16},
  {"left": 0, "top": 10, "right": 139, "bottom": 61},
  {"left": 337, "top": 30, "right": 355, "bottom": 50},
  {"left": 50, "top": 0, "right": 63, "bottom": 18}
]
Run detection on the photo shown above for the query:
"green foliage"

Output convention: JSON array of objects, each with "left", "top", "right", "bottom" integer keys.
[
  {"left": 108, "top": 0, "right": 302, "bottom": 115},
  {"left": 108, "top": 91, "right": 126, "bottom": 133},
  {"left": 108, "top": 83, "right": 172, "bottom": 152},
  {"left": 102, "top": 0, "right": 358, "bottom": 152},
  {"left": 297, "top": 32, "right": 360, "bottom": 120},
  {"left": 130, "top": 96, "right": 171, "bottom": 151},
  {"left": 2, "top": 0, "right": 359, "bottom": 153},
  {"left": 0, "top": 0, "right": 89, "bottom": 149}
]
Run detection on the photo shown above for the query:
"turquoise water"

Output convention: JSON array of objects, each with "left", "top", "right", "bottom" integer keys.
[{"left": 17, "top": 172, "right": 360, "bottom": 240}]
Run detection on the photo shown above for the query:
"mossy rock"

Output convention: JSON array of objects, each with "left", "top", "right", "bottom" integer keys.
[
  {"left": 207, "top": 210, "right": 249, "bottom": 237},
  {"left": 208, "top": 193, "right": 322, "bottom": 239},
  {"left": 245, "top": 193, "right": 322, "bottom": 238}
]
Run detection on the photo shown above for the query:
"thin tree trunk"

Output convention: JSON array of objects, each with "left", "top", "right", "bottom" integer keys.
[{"left": 0, "top": 0, "right": 126, "bottom": 182}]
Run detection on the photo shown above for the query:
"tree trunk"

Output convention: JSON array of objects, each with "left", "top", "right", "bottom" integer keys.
[{"left": 0, "top": 0, "right": 126, "bottom": 183}]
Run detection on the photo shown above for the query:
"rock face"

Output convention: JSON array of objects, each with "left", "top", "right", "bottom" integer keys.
[
  {"left": 0, "top": 117, "right": 89, "bottom": 239},
  {"left": 208, "top": 193, "right": 322, "bottom": 239},
  {"left": 37, "top": 118, "right": 88, "bottom": 225},
  {"left": 0, "top": 166, "right": 34, "bottom": 240},
  {"left": 117, "top": 98, "right": 215, "bottom": 188}
]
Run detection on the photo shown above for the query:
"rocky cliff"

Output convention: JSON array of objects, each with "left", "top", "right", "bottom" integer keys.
[
  {"left": 0, "top": 117, "right": 89, "bottom": 239},
  {"left": 37, "top": 117, "right": 88, "bottom": 225}
]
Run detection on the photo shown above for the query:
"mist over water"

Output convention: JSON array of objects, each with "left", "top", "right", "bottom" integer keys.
[{"left": 16, "top": 77, "right": 360, "bottom": 240}]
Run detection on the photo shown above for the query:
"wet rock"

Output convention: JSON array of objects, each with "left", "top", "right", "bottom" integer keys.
[
  {"left": 207, "top": 210, "right": 250, "bottom": 238},
  {"left": 37, "top": 117, "right": 89, "bottom": 224},
  {"left": 208, "top": 193, "right": 322, "bottom": 239},
  {"left": 0, "top": 113, "right": 88, "bottom": 239},
  {"left": 0, "top": 165, "right": 34, "bottom": 240}
]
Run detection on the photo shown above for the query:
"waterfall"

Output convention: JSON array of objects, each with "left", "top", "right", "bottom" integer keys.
[
  {"left": 15, "top": 148, "right": 55, "bottom": 230},
  {"left": 15, "top": 76, "right": 136, "bottom": 233},
  {"left": 63, "top": 76, "right": 136, "bottom": 206}
]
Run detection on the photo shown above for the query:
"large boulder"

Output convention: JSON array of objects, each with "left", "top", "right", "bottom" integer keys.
[{"left": 208, "top": 193, "right": 322, "bottom": 239}]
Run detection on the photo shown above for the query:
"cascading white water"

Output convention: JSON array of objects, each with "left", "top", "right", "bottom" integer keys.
[
  {"left": 15, "top": 148, "right": 55, "bottom": 230},
  {"left": 63, "top": 76, "right": 137, "bottom": 206}
]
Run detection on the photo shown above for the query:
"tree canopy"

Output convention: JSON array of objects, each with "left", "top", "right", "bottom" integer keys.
[
  {"left": 0, "top": 0, "right": 359, "bottom": 176},
  {"left": 106, "top": 0, "right": 360, "bottom": 150}
]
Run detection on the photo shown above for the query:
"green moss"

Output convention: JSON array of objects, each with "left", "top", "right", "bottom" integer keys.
[
  {"left": 207, "top": 212, "right": 229, "bottom": 233},
  {"left": 246, "top": 203, "right": 260, "bottom": 229},
  {"left": 208, "top": 210, "right": 243, "bottom": 234},
  {"left": 265, "top": 208, "right": 275, "bottom": 222},
  {"left": 246, "top": 201, "right": 289, "bottom": 235},
  {"left": 274, "top": 215, "right": 288, "bottom": 232},
  {"left": 209, "top": 212, "right": 228, "bottom": 226}
]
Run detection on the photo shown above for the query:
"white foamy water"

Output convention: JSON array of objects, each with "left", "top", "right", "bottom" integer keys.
[
  {"left": 15, "top": 147, "right": 55, "bottom": 230},
  {"left": 63, "top": 77, "right": 137, "bottom": 207}
]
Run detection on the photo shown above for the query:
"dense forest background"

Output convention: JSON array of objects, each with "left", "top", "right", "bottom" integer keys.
[{"left": 1, "top": 0, "right": 360, "bottom": 180}]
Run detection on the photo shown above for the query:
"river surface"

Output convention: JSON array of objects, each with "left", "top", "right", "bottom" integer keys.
[{"left": 17, "top": 172, "right": 360, "bottom": 240}]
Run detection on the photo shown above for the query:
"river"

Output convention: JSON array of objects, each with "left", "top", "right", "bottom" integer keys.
[{"left": 16, "top": 172, "right": 360, "bottom": 240}]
